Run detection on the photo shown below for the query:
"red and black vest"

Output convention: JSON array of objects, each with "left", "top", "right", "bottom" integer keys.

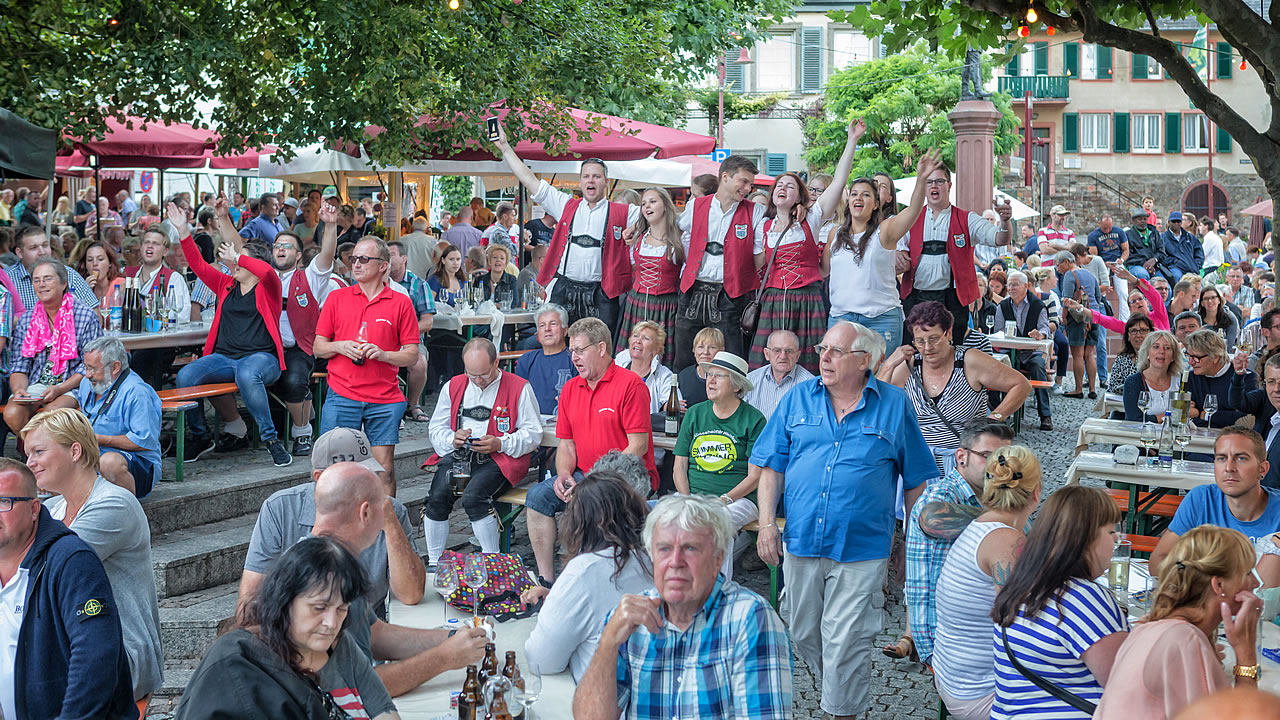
[
  {"left": 680, "top": 195, "right": 759, "bottom": 298},
  {"left": 536, "top": 198, "right": 632, "bottom": 298},
  {"left": 125, "top": 264, "right": 176, "bottom": 293},
  {"left": 283, "top": 269, "right": 322, "bottom": 355},
  {"left": 761, "top": 217, "right": 822, "bottom": 290},
  {"left": 447, "top": 372, "right": 533, "bottom": 486},
  {"left": 900, "top": 206, "right": 981, "bottom": 305},
  {"left": 629, "top": 239, "right": 681, "bottom": 296}
]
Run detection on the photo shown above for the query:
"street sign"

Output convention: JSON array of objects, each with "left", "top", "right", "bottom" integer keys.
[{"left": 700, "top": 149, "right": 733, "bottom": 163}]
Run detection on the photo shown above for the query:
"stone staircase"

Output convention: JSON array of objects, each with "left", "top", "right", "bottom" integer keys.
[
  {"left": 147, "top": 434, "right": 437, "bottom": 698},
  {"left": 1005, "top": 171, "right": 1149, "bottom": 228}
]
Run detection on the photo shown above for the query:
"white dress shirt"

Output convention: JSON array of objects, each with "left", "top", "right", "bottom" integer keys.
[
  {"left": 0, "top": 567, "right": 30, "bottom": 720},
  {"left": 428, "top": 370, "right": 543, "bottom": 459},
  {"left": 677, "top": 197, "right": 767, "bottom": 283},
  {"left": 278, "top": 256, "right": 335, "bottom": 348},
  {"left": 532, "top": 181, "right": 641, "bottom": 283},
  {"left": 895, "top": 205, "right": 1002, "bottom": 292}
]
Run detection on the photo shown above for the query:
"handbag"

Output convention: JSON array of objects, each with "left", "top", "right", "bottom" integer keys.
[
  {"left": 1068, "top": 270, "right": 1094, "bottom": 326},
  {"left": 440, "top": 550, "right": 537, "bottom": 620},
  {"left": 741, "top": 218, "right": 784, "bottom": 335},
  {"left": 1000, "top": 626, "right": 1097, "bottom": 714}
]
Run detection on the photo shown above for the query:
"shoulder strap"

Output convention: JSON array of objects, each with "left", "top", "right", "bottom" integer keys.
[
  {"left": 911, "top": 363, "right": 965, "bottom": 442},
  {"left": 1000, "top": 626, "right": 1098, "bottom": 714}
]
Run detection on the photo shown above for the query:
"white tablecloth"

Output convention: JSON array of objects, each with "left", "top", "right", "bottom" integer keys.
[
  {"left": 1075, "top": 418, "right": 1218, "bottom": 456},
  {"left": 1065, "top": 451, "right": 1215, "bottom": 491}
]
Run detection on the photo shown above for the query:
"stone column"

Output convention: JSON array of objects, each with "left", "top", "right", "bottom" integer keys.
[{"left": 948, "top": 100, "right": 1002, "bottom": 214}]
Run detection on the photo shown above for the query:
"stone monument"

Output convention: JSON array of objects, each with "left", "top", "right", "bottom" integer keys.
[{"left": 950, "top": 50, "right": 1001, "bottom": 215}]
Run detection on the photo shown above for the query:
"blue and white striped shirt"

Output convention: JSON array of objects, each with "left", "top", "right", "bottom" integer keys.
[{"left": 992, "top": 578, "right": 1129, "bottom": 719}]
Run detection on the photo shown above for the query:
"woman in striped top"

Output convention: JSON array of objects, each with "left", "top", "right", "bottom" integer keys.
[
  {"left": 990, "top": 485, "right": 1129, "bottom": 719},
  {"left": 879, "top": 301, "right": 1029, "bottom": 472}
]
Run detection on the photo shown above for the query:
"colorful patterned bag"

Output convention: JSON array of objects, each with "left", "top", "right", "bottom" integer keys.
[{"left": 440, "top": 550, "right": 537, "bottom": 620}]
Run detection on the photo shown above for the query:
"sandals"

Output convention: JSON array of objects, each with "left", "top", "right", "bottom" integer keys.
[
  {"left": 406, "top": 405, "right": 429, "bottom": 422},
  {"left": 882, "top": 635, "right": 918, "bottom": 661}
]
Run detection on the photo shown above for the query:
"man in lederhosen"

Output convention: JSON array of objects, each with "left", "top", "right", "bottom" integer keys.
[{"left": 493, "top": 123, "right": 640, "bottom": 336}]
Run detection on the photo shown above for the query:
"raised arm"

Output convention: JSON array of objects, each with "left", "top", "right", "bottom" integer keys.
[
  {"left": 168, "top": 202, "right": 228, "bottom": 291},
  {"left": 213, "top": 197, "right": 245, "bottom": 252},
  {"left": 315, "top": 202, "right": 340, "bottom": 270},
  {"left": 816, "top": 119, "right": 864, "bottom": 221},
  {"left": 492, "top": 121, "right": 542, "bottom": 199},
  {"left": 880, "top": 150, "right": 942, "bottom": 247}
]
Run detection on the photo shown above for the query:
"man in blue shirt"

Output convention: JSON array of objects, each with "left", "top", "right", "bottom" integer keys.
[
  {"left": 1159, "top": 210, "right": 1204, "bottom": 282},
  {"left": 73, "top": 336, "right": 162, "bottom": 498},
  {"left": 1087, "top": 214, "right": 1128, "bottom": 263},
  {"left": 515, "top": 304, "right": 575, "bottom": 416},
  {"left": 1150, "top": 427, "right": 1280, "bottom": 577},
  {"left": 752, "top": 321, "right": 937, "bottom": 719},
  {"left": 238, "top": 192, "right": 282, "bottom": 244}
]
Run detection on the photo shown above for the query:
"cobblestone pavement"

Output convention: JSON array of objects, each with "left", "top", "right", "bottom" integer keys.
[{"left": 147, "top": 386, "right": 1099, "bottom": 718}]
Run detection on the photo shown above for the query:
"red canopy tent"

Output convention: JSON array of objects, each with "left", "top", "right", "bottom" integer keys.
[
  {"left": 61, "top": 117, "right": 274, "bottom": 169},
  {"left": 670, "top": 154, "right": 775, "bottom": 186}
]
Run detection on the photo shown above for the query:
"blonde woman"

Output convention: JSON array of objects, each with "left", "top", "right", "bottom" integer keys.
[
  {"left": 932, "top": 446, "right": 1043, "bottom": 719},
  {"left": 50, "top": 195, "right": 74, "bottom": 229},
  {"left": 675, "top": 326, "right": 725, "bottom": 409},
  {"left": 1096, "top": 526, "right": 1262, "bottom": 720},
  {"left": 1123, "top": 330, "right": 1185, "bottom": 422},
  {"left": 618, "top": 188, "right": 683, "bottom": 367}
]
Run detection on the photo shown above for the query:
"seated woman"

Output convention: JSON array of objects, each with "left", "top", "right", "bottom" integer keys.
[
  {"left": 932, "top": 445, "right": 1042, "bottom": 720},
  {"left": 673, "top": 351, "right": 765, "bottom": 581},
  {"left": 177, "top": 536, "right": 399, "bottom": 719},
  {"left": 479, "top": 243, "right": 519, "bottom": 308},
  {"left": 1184, "top": 329, "right": 1245, "bottom": 428},
  {"left": 1084, "top": 264, "right": 1171, "bottom": 332},
  {"left": 4, "top": 258, "right": 103, "bottom": 436},
  {"left": 426, "top": 244, "right": 468, "bottom": 390},
  {"left": 614, "top": 320, "right": 676, "bottom": 414},
  {"left": 992, "top": 485, "right": 1129, "bottom": 719},
  {"left": 1123, "top": 330, "right": 1184, "bottom": 422},
  {"left": 77, "top": 241, "right": 124, "bottom": 324},
  {"left": 521, "top": 471, "right": 653, "bottom": 683},
  {"left": 25, "top": 407, "right": 164, "bottom": 704},
  {"left": 675, "top": 326, "right": 724, "bottom": 409},
  {"left": 1107, "top": 315, "right": 1153, "bottom": 398},
  {"left": 1199, "top": 284, "right": 1240, "bottom": 350},
  {"left": 878, "top": 301, "right": 1030, "bottom": 473},
  {"left": 1096, "top": 526, "right": 1262, "bottom": 720}
]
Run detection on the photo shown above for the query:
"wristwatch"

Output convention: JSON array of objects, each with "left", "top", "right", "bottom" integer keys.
[
  {"left": 990, "top": 412, "right": 1004, "bottom": 421},
  {"left": 1234, "top": 663, "right": 1261, "bottom": 680}
]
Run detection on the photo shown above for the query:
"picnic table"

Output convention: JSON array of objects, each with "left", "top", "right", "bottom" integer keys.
[
  {"left": 390, "top": 584, "right": 574, "bottom": 719},
  {"left": 1074, "top": 418, "right": 1218, "bottom": 456},
  {"left": 1094, "top": 392, "right": 1124, "bottom": 417},
  {"left": 114, "top": 325, "right": 210, "bottom": 350},
  {"left": 985, "top": 333, "right": 1054, "bottom": 356},
  {"left": 458, "top": 311, "right": 537, "bottom": 326},
  {"left": 1066, "top": 451, "right": 1214, "bottom": 533}
]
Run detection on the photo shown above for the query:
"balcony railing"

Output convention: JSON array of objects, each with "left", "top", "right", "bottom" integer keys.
[{"left": 999, "top": 75, "right": 1070, "bottom": 100}]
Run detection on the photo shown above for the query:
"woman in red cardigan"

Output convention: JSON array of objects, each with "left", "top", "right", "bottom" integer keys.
[{"left": 166, "top": 202, "right": 292, "bottom": 467}]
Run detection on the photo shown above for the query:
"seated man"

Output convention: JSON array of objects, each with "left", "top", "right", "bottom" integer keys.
[
  {"left": 524, "top": 317, "right": 658, "bottom": 584},
  {"left": 240, "top": 461, "right": 482, "bottom": 697},
  {"left": 424, "top": 337, "right": 541, "bottom": 566},
  {"left": 124, "top": 227, "right": 194, "bottom": 388},
  {"left": 573, "top": 494, "right": 793, "bottom": 719},
  {"left": 73, "top": 336, "right": 162, "bottom": 497},
  {"left": 0, "top": 459, "right": 136, "bottom": 720},
  {"left": 514, "top": 303, "right": 575, "bottom": 416},
  {"left": 744, "top": 330, "right": 813, "bottom": 419},
  {"left": 1229, "top": 351, "right": 1280, "bottom": 488},
  {"left": 995, "top": 270, "right": 1054, "bottom": 431},
  {"left": 1173, "top": 310, "right": 1204, "bottom": 346}
]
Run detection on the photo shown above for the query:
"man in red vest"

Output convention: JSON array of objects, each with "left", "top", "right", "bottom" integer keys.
[
  {"left": 123, "top": 226, "right": 196, "bottom": 388},
  {"left": 493, "top": 122, "right": 640, "bottom": 337},
  {"left": 896, "top": 164, "right": 1015, "bottom": 340},
  {"left": 422, "top": 337, "right": 542, "bottom": 567},
  {"left": 674, "top": 155, "right": 768, "bottom": 370}
]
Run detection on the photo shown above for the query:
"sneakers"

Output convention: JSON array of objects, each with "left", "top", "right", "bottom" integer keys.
[
  {"left": 183, "top": 434, "right": 216, "bottom": 462},
  {"left": 1053, "top": 384, "right": 1068, "bottom": 395},
  {"left": 214, "top": 433, "right": 250, "bottom": 454},
  {"left": 292, "top": 434, "right": 314, "bottom": 457},
  {"left": 268, "top": 440, "right": 293, "bottom": 467}
]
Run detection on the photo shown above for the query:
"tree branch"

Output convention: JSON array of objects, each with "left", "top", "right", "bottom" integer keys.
[{"left": 1135, "top": 0, "right": 1161, "bottom": 37}]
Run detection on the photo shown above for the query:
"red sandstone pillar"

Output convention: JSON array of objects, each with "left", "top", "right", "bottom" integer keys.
[{"left": 948, "top": 100, "right": 1002, "bottom": 214}]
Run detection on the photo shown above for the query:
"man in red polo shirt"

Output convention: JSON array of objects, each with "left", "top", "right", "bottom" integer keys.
[
  {"left": 314, "top": 236, "right": 420, "bottom": 494},
  {"left": 522, "top": 317, "right": 657, "bottom": 584}
]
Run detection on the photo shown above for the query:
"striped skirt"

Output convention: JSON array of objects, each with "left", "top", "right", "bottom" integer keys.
[
  {"left": 618, "top": 290, "right": 679, "bottom": 368},
  {"left": 749, "top": 281, "right": 827, "bottom": 374}
]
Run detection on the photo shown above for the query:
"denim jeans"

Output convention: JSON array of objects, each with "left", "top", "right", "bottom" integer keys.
[
  {"left": 176, "top": 352, "right": 282, "bottom": 443},
  {"left": 830, "top": 307, "right": 904, "bottom": 352},
  {"left": 1126, "top": 264, "right": 1152, "bottom": 281}
]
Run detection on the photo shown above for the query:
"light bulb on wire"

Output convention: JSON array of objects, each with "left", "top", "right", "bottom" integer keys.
[
  {"left": 1046, "top": 26, "right": 1056, "bottom": 36},
  {"left": 1018, "top": 25, "right": 1030, "bottom": 38},
  {"left": 1026, "top": 7, "right": 1038, "bottom": 23},
  {"left": 448, "top": 0, "right": 459, "bottom": 8},
  {"left": 1241, "top": 59, "right": 1247, "bottom": 70}
]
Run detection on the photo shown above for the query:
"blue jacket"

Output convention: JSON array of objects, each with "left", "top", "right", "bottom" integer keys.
[
  {"left": 1160, "top": 229, "right": 1204, "bottom": 274},
  {"left": 1229, "top": 371, "right": 1280, "bottom": 489},
  {"left": 16, "top": 507, "right": 137, "bottom": 720}
]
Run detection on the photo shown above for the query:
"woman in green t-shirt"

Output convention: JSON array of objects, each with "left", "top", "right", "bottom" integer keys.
[{"left": 673, "top": 351, "right": 767, "bottom": 581}]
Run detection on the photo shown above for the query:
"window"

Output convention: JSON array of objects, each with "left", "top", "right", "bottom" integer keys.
[
  {"left": 1183, "top": 113, "right": 1210, "bottom": 153},
  {"left": 1080, "top": 113, "right": 1111, "bottom": 153},
  {"left": 1132, "top": 53, "right": 1160, "bottom": 80},
  {"left": 755, "top": 34, "right": 794, "bottom": 92},
  {"left": 832, "top": 31, "right": 874, "bottom": 70},
  {"left": 1079, "top": 44, "right": 1112, "bottom": 79},
  {"left": 1132, "top": 113, "right": 1162, "bottom": 153}
]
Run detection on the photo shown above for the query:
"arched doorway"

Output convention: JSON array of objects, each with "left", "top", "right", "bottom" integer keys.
[{"left": 1181, "top": 180, "right": 1230, "bottom": 224}]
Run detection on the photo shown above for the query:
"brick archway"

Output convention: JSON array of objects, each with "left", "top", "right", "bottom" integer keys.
[{"left": 1180, "top": 180, "right": 1230, "bottom": 225}]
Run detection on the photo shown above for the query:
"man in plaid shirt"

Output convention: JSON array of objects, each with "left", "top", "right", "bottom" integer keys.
[
  {"left": 904, "top": 419, "right": 1014, "bottom": 666},
  {"left": 574, "top": 494, "right": 793, "bottom": 719}
]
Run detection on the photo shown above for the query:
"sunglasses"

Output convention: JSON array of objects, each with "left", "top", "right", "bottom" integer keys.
[{"left": 349, "top": 255, "right": 386, "bottom": 265}]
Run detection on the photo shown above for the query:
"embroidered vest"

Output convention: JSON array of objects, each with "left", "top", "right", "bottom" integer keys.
[
  {"left": 536, "top": 199, "right": 632, "bottom": 298},
  {"left": 680, "top": 194, "right": 759, "bottom": 298},
  {"left": 900, "top": 207, "right": 981, "bottom": 305},
  {"left": 447, "top": 372, "right": 533, "bottom": 486},
  {"left": 761, "top": 217, "right": 822, "bottom": 290}
]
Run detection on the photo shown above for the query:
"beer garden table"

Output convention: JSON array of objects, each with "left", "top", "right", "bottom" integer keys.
[
  {"left": 1065, "top": 451, "right": 1215, "bottom": 534},
  {"left": 114, "top": 325, "right": 210, "bottom": 350},
  {"left": 1074, "top": 418, "right": 1218, "bottom": 456}
]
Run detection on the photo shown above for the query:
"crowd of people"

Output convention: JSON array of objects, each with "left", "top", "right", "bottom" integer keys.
[{"left": 5, "top": 127, "right": 1280, "bottom": 719}]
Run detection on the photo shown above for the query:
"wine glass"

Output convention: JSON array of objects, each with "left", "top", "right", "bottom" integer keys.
[
  {"left": 1140, "top": 422, "right": 1159, "bottom": 467},
  {"left": 516, "top": 663, "right": 542, "bottom": 717},
  {"left": 1174, "top": 422, "right": 1193, "bottom": 469},
  {"left": 1201, "top": 394, "right": 1218, "bottom": 428},
  {"left": 984, "top": 313, "right": 995, "bottom": 335},
  {"left": 461, "top": 555, "right": 488, "bottom": 624},
  {"left": 1137, "top": 391, "right": 1152, "bottom": 419},
  {"left": 431, "top": 561, "right": 459, "bottom": 625}
]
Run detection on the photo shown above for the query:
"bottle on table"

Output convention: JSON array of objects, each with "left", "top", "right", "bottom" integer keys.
[
  {"left": 1170, "top": 368, "right": 1191, "bottom": 424},
  {"left": 121, "top": 278, "right": 135, "bottom": 333},
  {"left": 479, "top": 642, "right": 500, "bottom": 685},
  {"left": 131, "top": 277, "right": 145, "bottom": 333},
  {"left": 486, "top": 687, "right": 515, "bottom": 720},
  {"left": 664, "top": 385, "right": 680, "bottom": 436},
  {"left": 458, "top": 665, "right": 481, "bottom": 720},
  {"left": 352, "top": 320, "right": 368, "bottom": 366},
  {"left": 1158, "top": 410, "right": 1175, "bottom": 469},
  {"left": 502, "top": 651, "right": 525, "bottom": 720},
  {"left": 109, "top": 283, "right": 122, "bottom": 333}
]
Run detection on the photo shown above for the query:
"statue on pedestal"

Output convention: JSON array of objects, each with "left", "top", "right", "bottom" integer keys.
[{"left": 960, "top": 48, "right": 990, "bottom": 101}]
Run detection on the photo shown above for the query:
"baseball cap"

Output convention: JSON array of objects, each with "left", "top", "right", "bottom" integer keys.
[
  {"left": 1168, "top": 210, "right": 1183, "bottom": 221},
  {"left": 312, "top": 427, "right": 384, "bottom": 473},
  {"left": 1130, "top": 207, "right": 1147, "bottom": 218},
  {"left": 283, "top": 197, "right": 300, "bottom": 209},
  {"left": 1049, "top": 204, "right": 1070, "bottom": 216},
  {"left": 322, "top": 185, "right": 340, "bottom": 199}
]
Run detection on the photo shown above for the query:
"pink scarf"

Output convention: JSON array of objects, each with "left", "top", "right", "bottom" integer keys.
[{"left": 22, "top": 293, "right": 79, "bottom": 376}]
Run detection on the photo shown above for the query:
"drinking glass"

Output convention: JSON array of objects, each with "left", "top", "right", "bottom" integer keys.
[
  {"left": 984, "top": 313, "right": 995, "bottom": 334},
  {"left": 431, "top": 561, "right": 459, "bottom": 624},
  {"left": 1109, "top": 534, "right": 1132, "bottom": 599},
  {"left": 517, "top": 663, "right": 543, "bottom": 718},
  {"left": 1137, "top": 391, "right": 1152, "bottom": 419},
  {"left": 1174, "top": 422, "right": 1193, "bottom": 469},
  {"left": 1140, "top": 422, "right": 1159, "bottom": 467},
  {"left": 1202, "top": 394, "right": 1218, "bottom": 428},
  {"left": 461, "top": 555, "right": 488, "bottom": 624}
]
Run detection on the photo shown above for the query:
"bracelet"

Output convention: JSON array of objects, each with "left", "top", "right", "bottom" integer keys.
[
  {"left": 760, "top": 522, "right": 777, "bottom": 530},
  {"left": 1234, "top": 663, "right": 1261, "bottom": 680},
  {"left": 719, "top": 494, "right": 733, "bottom": 504}
]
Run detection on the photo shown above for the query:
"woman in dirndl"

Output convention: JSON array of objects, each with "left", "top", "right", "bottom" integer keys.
[
  {"left": 618, "top": 187, "right": 683, "bottom": 367},
  {"left": 749, "top": 121, "right": 862, "bottom": 374}
]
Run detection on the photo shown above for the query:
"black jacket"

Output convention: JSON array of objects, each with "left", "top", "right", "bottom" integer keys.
[
  {"left": 176, "top": 629, "right": 333, "bottom": 720},
  {"left": 1228, "top": 370, "right": 1280, "bottom": 489},
  {"left": 1124, "top": 225, "right": 1162, "bottom": 266}
]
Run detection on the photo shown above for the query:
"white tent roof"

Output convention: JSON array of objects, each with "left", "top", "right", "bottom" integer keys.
[{"left": 893, "top": 176, "right": 1039, "bottom": 221}]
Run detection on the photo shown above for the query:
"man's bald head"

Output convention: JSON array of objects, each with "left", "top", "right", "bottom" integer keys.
[
  {"left": 315, "top": 462, "right": 382, "bottom": 516},
  {"left": 1173, "top": 689, "right": 1280, "bottom": 720},
  {"left": 0, "top": 459, "right": 37, "bottom": 497}
]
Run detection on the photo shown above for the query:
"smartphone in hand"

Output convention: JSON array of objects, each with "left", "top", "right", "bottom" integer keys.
[{"left": 486, "top": 117, "right": 500, "bottom": 141}]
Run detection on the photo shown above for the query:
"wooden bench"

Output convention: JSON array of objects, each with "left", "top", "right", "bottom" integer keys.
[
  {"left": 497, "top": 349, "right": 534, "bottom": 370},
  {"left": 1130, "top": 533, "right": 1160, "bottom": 555},
  {"left": 156, "top": 383, "right": 239, "bottom": 483},
  {"left": 1107, "top": 488, "right": 1182, "bottom": 518}
]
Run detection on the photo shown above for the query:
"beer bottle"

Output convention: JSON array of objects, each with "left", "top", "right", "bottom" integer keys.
[
  {"left": 502, "top": 651, "right": 525, "bottom": 720},
  {"left": 479, "top": 642, "right": 500, "bottom": 685},
  {"left": 458, "top": 665, "right": 481, "bottom": 720},
  {"left": 352, "top": 321, "right": 369, "bottom": 366},
  {"left": 487, "top": 687, "right": 515, "bottom": 720},
  {"left": 663, "top": 385, "right": 680, "bottom": 436}
]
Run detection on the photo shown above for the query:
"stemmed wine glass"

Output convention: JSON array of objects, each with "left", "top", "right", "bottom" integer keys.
[
  {"left": 1137, "top": 391, "right": 1152, "bottom": 421},
  {"left": 1140, "top": 422, "right": 1159, "bottom": 467},
  {"left": 461, "top": 555, "right": 488, "bottom": 625},
  {"left": 1201, "top": 394, "right": 1218, "bottom": 428},
  {"left": 516, "top": 663, "right": 543, "bottom": 718},
  {"left": 984, "top": 313, "right": 995, "bottom": 335},
  {"left": 431, "top": 560, "right": 459, "bottom": 625},
  {"left": 1174, "top": 422, "right": 1193, "bottom": 470}
]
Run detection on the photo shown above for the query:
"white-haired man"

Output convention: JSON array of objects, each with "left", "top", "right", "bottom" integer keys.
[
  {"left": 74, "top": 336, "right": 162, "bottom": 497},
  {"left": 574, "top": 494, "right": 793, "bottom": 719},
  {"left": 752, "top": 321, "right": 937, "bottom": 719}
]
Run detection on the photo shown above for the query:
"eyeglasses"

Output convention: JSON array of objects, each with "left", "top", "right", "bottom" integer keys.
[
  {"left": 705, "top": 370, "right": 732, "bottom": 380},
  {"left": 766, "top": 347, "right": 799, "bottom": 356},
  {"left": 807, "top": 186, "right": 826, "bottom": 195},
  {"left": 815, "top": 344, "right": 867, "bottom": 360},
  {"left": 349, "top": 255, "right": 386, "bottom": 265},
  {"left": 568, "top": 343, "right": 600, "bottom": 356},
  {"left": 912, "top": 336, "right": 948, "bottom": 349},
  {"left": 275, "top": 242, "right": 297, "bottom": 251},
  {"left": 924, "top": 178, "right": 949, "bottom": 187},
  {"left": 1187, "top": 352, "right": 1208, "bottom": 362},
  {"left": 0, "top": 496, "right": 34, "bottom": 512},
  {"left": 964, "top": 448, "right": 993, "bottom": 462}
]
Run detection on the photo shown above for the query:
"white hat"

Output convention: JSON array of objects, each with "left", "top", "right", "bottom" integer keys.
[{"left": 698, "top": 351, "right": 753, "bottom": 392}]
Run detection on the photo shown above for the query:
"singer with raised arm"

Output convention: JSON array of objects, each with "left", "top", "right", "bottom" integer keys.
[{"left": 492, "top": 120, "right": 641, "bottom": 336}]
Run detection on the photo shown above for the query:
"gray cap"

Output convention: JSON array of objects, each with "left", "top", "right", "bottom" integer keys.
[
  {"left": 311, "top": 427, "right": 385, "bottom": 473},
  {"left": 1053, "top": 250, "right": 1074, "bottom": 264},
  {"left": 1130, "top": 207, "right": 1147, "bottom": 218}
]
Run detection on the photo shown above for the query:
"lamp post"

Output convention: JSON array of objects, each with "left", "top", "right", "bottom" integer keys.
[{"left": 717, "top": 48, "right": 753, "bottom": 148}]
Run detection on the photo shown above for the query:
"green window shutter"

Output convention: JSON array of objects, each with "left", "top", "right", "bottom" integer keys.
[
  {"left": 1005, "top": 43, "right": 1019, "bottom": 75},
  {"left": 724, "top": 51, "right": 744, "bottom": 93},
  {"left": 1034, "top": 42, "right": 1049, "bottom": 75},
  {"left": 1098, "top": 46, "right": 1113, "bottom": 78},
  {"left": 1063, "top": 112, "right": 1079, "bottom": 153},
  {"left": 765, "top": 153, "right": 788, "bottom": 175},
  {"left": 1063, "top": 42, "right": 1079, "bottom": 77},
  {"left": 1114, "top": 112, "right": 1130, "bottom": 153},
  {"left": 1217, "top": 125, "right": 1232, "bottom": 153},
  {"left": 1132, "top": 53, "right": 1147, "bottom": 79},
  {"left": 1165, "top": 112, "right": 1182, "bottom": 153},
  {"left": 799, "top": 27, "right": 823, "bottom": 94},
  {"left": 1216, "top": 41, "right": 1233, "bottom": 79}
]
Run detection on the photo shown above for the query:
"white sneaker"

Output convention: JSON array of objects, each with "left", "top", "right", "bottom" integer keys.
[{"left": 1053, "top": 384, "right": 1068, "bottom": 395}]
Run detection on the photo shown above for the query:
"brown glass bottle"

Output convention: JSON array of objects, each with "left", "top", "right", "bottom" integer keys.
[
  {"left": 487, "top": 687, "right": 515, "bottom": 720},
  {"left": 458, "top": 665, "right": 481, "bottom": 720},
  {"left": 501, "top": 651, "right": 525, "bottom": 720},
  {"left": 663, "top": 385, "right": 680, "bottom": 436},
  {"left": 478, "top": 642, "right": 500, "bottom": 685}
]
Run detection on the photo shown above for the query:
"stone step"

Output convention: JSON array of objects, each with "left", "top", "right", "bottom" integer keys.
[{"left": 158, "top": 581, "right": 239, "bottom": 665}]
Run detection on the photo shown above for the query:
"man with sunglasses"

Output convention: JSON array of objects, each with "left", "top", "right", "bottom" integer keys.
[
  {"left": 315, "top": 236, "right": 421, "bottom": 495},
  {"left": 0, "top": 459, "right": 136, "bottom": 720},
  {"left": 753, "top": 321, "right": 937, "bottom": 719}
]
